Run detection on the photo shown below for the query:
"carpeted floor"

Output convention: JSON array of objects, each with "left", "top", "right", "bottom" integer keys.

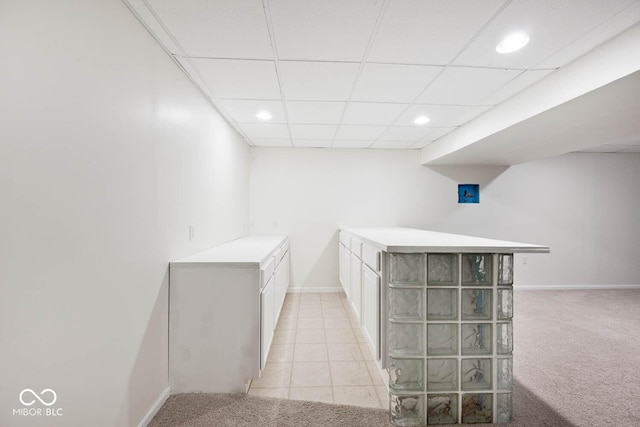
[{"left": 150, "top": 289, "right": 640, "bottom": 426}]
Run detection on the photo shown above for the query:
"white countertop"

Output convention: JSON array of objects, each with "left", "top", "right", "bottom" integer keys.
[
  {"left": 341, "top": 227, "right": 549, "bottom": 253},
  {"left": 170, "top": 235, "right": 287, "bottom": 267}
]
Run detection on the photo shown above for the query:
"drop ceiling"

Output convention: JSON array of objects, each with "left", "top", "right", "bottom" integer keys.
[{"left": 123, "top": 0, "right": 640, "bottom": 164}]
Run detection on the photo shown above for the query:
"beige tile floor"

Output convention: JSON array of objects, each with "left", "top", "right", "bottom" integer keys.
[{"left": 249, "top": 292, "right": 388, "bottom": 409}]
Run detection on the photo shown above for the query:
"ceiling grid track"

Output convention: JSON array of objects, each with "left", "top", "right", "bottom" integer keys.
[
  {"left": 329, "top": 0, "right": 391, "bottom": 149},
  {"left": 262, "top": 0, "right": 294, "bottom": 147},
  {"left": 399, "top": 0, "right": 517, "bottom": 150},
  {"left": 121, "top": 0, "right": 640, "bottom": 158}
]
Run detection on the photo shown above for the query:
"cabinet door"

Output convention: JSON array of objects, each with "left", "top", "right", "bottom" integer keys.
[
  {"left": 275, "top": 251, "right": 289, "bottom": 315},
  {"left": 260, "top": 276, "right": 276, "bottom": 371},
  {"left": 362, "top": 264, "right": 380, "bottom": 360},
  {"left": 339, "top": 244, "right": 350, "bottom": 297},
  {"left": 349, "top": 253, "right": 362, "bottom": 321}
]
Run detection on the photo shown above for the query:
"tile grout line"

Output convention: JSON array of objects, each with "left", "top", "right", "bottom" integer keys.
[
  {"left": 320, "top": 295, "right": 336, "bottom": 404},
  {"left": 287, "top": 295, "right": 301, "bottom": 398}
]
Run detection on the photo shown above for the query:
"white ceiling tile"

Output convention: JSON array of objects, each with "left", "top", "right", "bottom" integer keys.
[
  {"left": 335, "top": 125, "right": 387, "bottom": 140},
  {"left": 421, "top": 127, "right": 458, "bottom": 142},
  {"left": 191, "top": 59, "right": 281, "bottom": 99},
  {"left": 410, "top": 140, "right": 436, "bottom": 149},
  {"left": 145, "top": 0, "right": 273, "bottom": 58},
  {"left": 269, "top": 0, "right": 383, "bottom": 61},
  {"left": 126, "top": 0, "right": 182, "bottom": 54},
  {"left": 238, "top": 123, "right": 290, "bottom": 139},
  {"left": 537, "top": 2, "right": 640, "bottom": 68},
  {"left": 480, "top": 69, "right": 554, "bottom": 105},
  {"left": 217, "top": 100, "right": 286, "bottom": 124},
  {"left": 396, "top": 105, "right": 490, "bottom": 127},
  {"left": 292, "top": 140, "right": 333, "bottom": 148},
  {"left": 351, "top": 63, "right": 443, "bottom": 103},
  {"left": 279, "top": 61, "right": 360, "bottom": 101},
  {"left": 453, "top": 0, "right": 637, "bottom": 69},
  {"left": 332, "top": 140, "right": 374, "bottom": 148},
  {"left": 417, "top": 67, "right": 521, "bottom": 105},
  {"left": 342, "top": 102, "right": 408, "bottom": 125},
  {"left": 176, "top": 58, "right": 216, "bottom": 98},
  {"left": 453, "top": 105, "right": 493, "bottom": 125},
  {"left": 368, "top": 0, "right": 506, "bottom": 65},
  {"left": 378, "top": 126, "right": 433, "bottom": 142},
  {"left": 286, "top": 101, "right": 346, "bottom": 124},
  {"left": 250, "top": 139, "right": 293, "bottom": 147},
  {"left": 289, "top": 124, "right": 338, "bottom": 140},
  {"left": 369, "top": 141, "right": 415, "bottom": 149}
]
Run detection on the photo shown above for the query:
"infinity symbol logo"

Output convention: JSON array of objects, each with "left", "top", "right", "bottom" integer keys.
[{"left": 19, "top": 389, "right": 57, "bottom": 407}]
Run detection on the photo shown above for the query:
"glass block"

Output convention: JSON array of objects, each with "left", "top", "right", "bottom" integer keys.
[
  {"left": 427, "top": 324, "right": 458, "bottom": 356},
  {"left": 462, "top": 254, "right": 492, "bottom": 286},
  {"left": 461, "top": 289, "right": 492, "bottom": 320},
  {"left": 389, "top": 287, "right": 424, "bottom": 321},
  {"left": 461, "top": 324, "right": 492, "bottom": 355},
  {"left": 498, "top": 254, "right": 513, "bottom": 285},
  {"left": 427, "top": 254, "right": 458, "bottom": 285},
  {"left": 390, "top": 253, "right": 425, "bottom": 286},
  {"left": 389, "top": 357, "right": 424, "bottom": 392},
  {"left": 497, "top": 393, "right": 513, "bottom": 423},
  {"left": 497, "top": 358, "right": 513, "bottom": 390},
  {"left": 498, "top": 322, "right": 513, "bottom": 355},
  {"left": 461, "top": 359, "right": 492, "bottom": 390},
  {"left": 389, "top": 322, "right": 424, "bottom": 357},
  {"left": 427, "top": 394, "right": 458, "bottom": 425},
  {"left": 497, "top": 288, "right": 513, "bottom": 320},
  {"left": 427, "top": 358, "right": 457, "bottom": 391},
  {"left": 426, "top": 289, "right": 458, "bottom": 320},
  {"left": 390, "top": 393, "right": 424, "bottom": 427},
  {"left": 461, "top": 393, "right": 493, "bottom": 423}
]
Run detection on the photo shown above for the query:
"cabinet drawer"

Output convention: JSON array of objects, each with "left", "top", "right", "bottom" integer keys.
[
  {"left": 361, "top": 244, "right": 380, "bottom": 272},
  {"left": 339, "top": 232, "right": 351, "bottom": 247},
  {"left": 275, "top": 247, "right": 287, "bottom": 266},
  {"left": 261, "top": 256, "right": 275, "bottom": 288},
  {"left": 350, "top": 237, "right": 362, "bottom": 258}
]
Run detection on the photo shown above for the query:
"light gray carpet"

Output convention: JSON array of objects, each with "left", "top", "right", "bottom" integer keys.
[{"left": 150, "top": 289, "right": 640, "bottom": 426}]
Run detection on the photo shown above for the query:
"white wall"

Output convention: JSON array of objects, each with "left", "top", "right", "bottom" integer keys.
[
  {"left": 0, "top": 1, "right": 249, "bottom": 426},
  {"left": 250, "top": 148, "right": 640, "bottom": 288}
]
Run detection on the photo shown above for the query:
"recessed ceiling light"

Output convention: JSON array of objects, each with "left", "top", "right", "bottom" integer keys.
[
  {"left": 256, "top": 111, "right": 272, "bottom": 121},
  {"left": 414, "top": 115, "right": 430, "bottom": 125},
  {"left": 496, "top": 32, "right": 530, "bottom": 54}
]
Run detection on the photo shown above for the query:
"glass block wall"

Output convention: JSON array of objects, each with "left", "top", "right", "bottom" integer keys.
[{"left": 388, "top": 253, "right": 514, "bottom": 426}]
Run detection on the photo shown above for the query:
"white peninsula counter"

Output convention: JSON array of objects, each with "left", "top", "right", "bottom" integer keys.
[
  {"left": 169, "top": 235, "right": 289, "bottom": 393},
  {"left": 338, "top": 227, "right": 549, "bottom": 426}
]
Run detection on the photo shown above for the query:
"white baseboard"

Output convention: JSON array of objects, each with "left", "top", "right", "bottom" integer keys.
[
  {"left": 137, "top": 387, "right": 170, "bottom": 427},
  {"left": 515, "top": 284, "right": 640, "bottom": 290},
  {"left": 287, "top": 287, "right": 344, "bottom": 293}
]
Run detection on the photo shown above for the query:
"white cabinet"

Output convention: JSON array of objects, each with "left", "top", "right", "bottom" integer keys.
[
  {"left": 260, "top": 276, "right": 276, "bottom": 369},
  {"left": 274, "top": 248, "right": 289, "bottom": 320},
  {"left": 362, "top": 264, "right": 380, "bottom": 360},
  {"left": 362, "top": 244, "right": 380, "bottom": 272},
  {"left": 340, "top": 231, "right": 382, "bottom": 360},
  {"left": 339, "top": 243, "right": 349, "bottom": 295},
  {"left": 169, "top": 235, "right": 288, "bottom": 393},
  {"left": 349, "top": 253, "right": 362, "bottom": 321},
  {"left": 339, "top": 226, "right": 549, "bottom": 425}
]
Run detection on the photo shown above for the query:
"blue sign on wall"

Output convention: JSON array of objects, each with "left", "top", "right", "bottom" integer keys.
[{"left": 458, "top": 184, "right": 479, "bottom": 203}]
